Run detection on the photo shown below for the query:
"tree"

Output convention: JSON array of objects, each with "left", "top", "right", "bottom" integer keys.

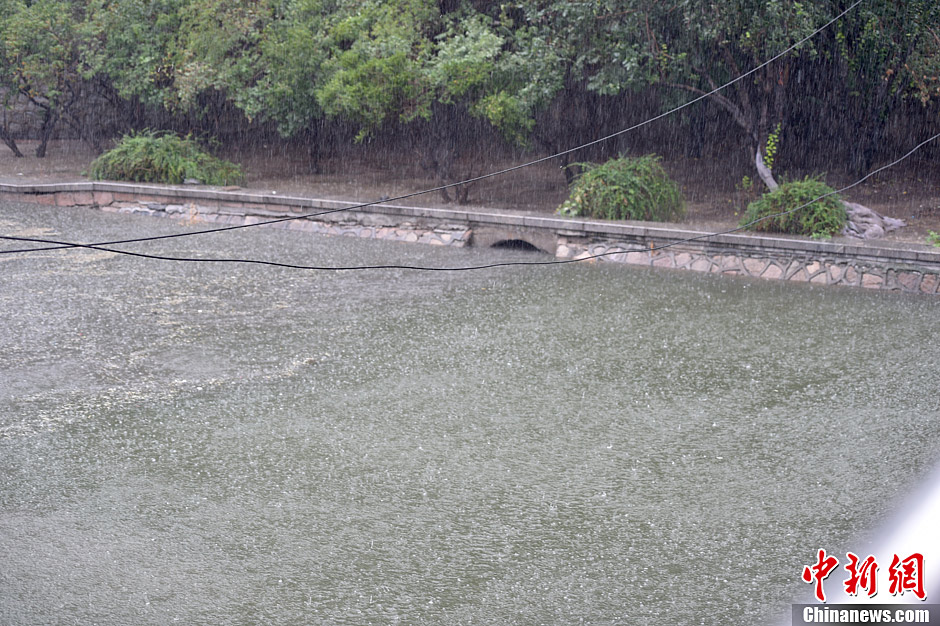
[
  {"left": 308, "top": 0, "right": 564, "bottom": 201},
  {"left": 313, "top": 0, "right": 436, "bottom": 140},
  {"left": 82, "top": 0, "right": 279, "bottom": 142},
  {"left": 0, "top": 0, "right": 25, "bottom": 156},
  {"left": 533, "top": 0, "right": 826, "bottom": 190},
  {"left": 81, "top": 0, "right": 188, "bottom": 112},
  {"left": 520, "top": 0, "right": 940, "bottom": 189},
  {"left": 3, "top": 0, "right": 932, "bottom": 204},
  {"left": 663, "top": 0, "right": 826, "bottom": 190},
  {"left": 0, "top": 0, "right": 88, "bottom": 157},
  {"left": 235, "top": 0, "right": 331, "bottom": 138},
  {"left": 825, "top": 0, "right": 940, "bottom": 173}
]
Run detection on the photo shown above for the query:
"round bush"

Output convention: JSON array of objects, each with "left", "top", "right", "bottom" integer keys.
[
  {"left": 89, "top": 130, "right": 244, "bottom": 186},
  {"left": 741, "top": 176, "right": 846, "bottom": 237},
  {"left": 557, "top": 154, "right": 685, "bottom": 222}
]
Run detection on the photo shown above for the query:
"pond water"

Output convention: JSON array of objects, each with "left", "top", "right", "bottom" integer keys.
[{"left": 1, "top": 200, "right": 938, "bottom": 624}]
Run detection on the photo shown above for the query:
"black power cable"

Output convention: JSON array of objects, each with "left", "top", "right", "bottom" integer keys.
[
  {"left": 2, "top": 130, "right": 937, "bottom": 273},
  {"left": 0, "top": 0, "right": 867, "bottom": 262}
]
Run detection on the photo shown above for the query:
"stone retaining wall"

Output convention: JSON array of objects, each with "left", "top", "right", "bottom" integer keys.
[
  {"left": 104, "top": 198, "right": 471, "bottom": 247},
  {"left": 2, "top": 181, "right": 939, "bottom": 295},
  {"left": 556, "top": 237, "right": 940, "bottom": 293},
  {"left": 2, "top": 187, "right": 473, "bottom": 248}
]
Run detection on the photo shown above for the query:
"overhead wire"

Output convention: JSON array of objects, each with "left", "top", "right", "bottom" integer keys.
[
  {"left": 3, "top": 0, "right": 864, "bottom": 256},
  {"left": 0, "top": 0, "right": 867, "bottom": 257},
  {"left": 4, "top": 0, "right": 928, "bottom": 274},
  {"left": 2, "top": 129, "right": 937, "bottom": 272}
]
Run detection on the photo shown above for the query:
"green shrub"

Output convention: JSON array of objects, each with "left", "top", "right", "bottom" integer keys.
[
  {"left": 557, "top": 154, "right": 685, "bottom": 222},
  {"left": 740, "top": 176, "right": 846, "bottom": 237},
  {"left": 89, "top": 130, "right": 244, "bottom": 186}
]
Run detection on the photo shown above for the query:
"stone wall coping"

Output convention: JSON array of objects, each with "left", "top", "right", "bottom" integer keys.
[{"left": 3, "top": 179, "right": 939, "bottom": 268}]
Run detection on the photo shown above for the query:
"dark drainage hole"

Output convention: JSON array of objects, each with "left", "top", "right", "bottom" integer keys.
[{"left": 491, "top": 239, "right": 541, "bottom": 252}]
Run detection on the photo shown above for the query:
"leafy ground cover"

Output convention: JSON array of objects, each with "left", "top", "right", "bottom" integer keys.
[
  {"left": 88, "top": 131, "right": 244, "bottom": 186},
  {"left": 739, "top": 177, "right": 846, "bottom": 237},
  {"left": 557, "top": 155, "right": 685, "bottom": 222}
]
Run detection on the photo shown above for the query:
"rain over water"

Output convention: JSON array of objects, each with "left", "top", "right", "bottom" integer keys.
[{"left": 1, "top": 200, "right": 939, "bottom": 624}]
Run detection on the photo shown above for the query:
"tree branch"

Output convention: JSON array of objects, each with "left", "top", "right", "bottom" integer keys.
[
  {"left": 661, "top": 82, "right": 749, "bottom": 132},
  {"left": 719, "top": 46, "right": 756, "bottom": 140}
]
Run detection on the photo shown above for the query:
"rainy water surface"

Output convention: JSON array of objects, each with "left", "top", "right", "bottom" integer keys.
[{"left": 1, "top": 200, "right": 939, "bottom": 624}]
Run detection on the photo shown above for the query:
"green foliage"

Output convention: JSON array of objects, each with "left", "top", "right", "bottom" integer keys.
[
  {"left": 469, "top": 91, "right": 534, "bottom": 146},
  {"left": 428, "top": 13, "right": 503, "bottom": 101},
  {"left": 312, "top": 2, "right": 557, "bottom": 145},
  {"left": 426, "top": 11, "right": 559, "bottom": 145},
  {"left": 835, "top": 0, "right": 940, "bottom": 104},
  {"left": 764, "top": 123, "right": 782, "bottom": 171},
  {"left": 1, "top": 0, "right": 934, "bottom": 175},
  {"left": 238, "top": 0, "right": 329, "bottom": 136},
  {"left": 0, "top": 0, "right": 14, "bottom": 96},
  {"left": 736, "top": 176, "right": 755, "bottom": 193},
  {"left": 80, "top": 0, "right": 188, "bottom": 109},
  {"left": 927, "top": 231, "right": 940, "bottom": 247},
  {"left": 314, "top": 0, "right": 436, "bottom": 141},
  {"left": 0, "top": 0, "right": 81, "bottom": 120},
  {"left": 557, "top": 155, "right": 685, "bottom": 222},
  {"left": 1, "top": 0, "right": 76, "bottom": 96},
  {"left": 174, "top": 0, "right": 269, "bottom": 105},
  {"left": 740, "top": 176, "right": 846, "bottom": 237},
  {"left": 89, "top": 131, "right": 244, "bottom": 186}
]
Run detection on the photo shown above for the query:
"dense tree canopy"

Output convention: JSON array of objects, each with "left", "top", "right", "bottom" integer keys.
[
  {"left": 0, "top": 0, "right": 87, "bottom": 155},
  {"left": 1, "top": 0, "right": 938, "bottom": 193}
]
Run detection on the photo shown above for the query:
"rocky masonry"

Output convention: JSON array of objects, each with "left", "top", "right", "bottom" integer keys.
[
  {"left": 2, "top": 182, "right": 938, "bottom": 294},
  {"left": 557, "top": 238, "right": 940, "bottom": 293},
  {"left": 108, "top": 199, "right": 471, "bottom": 247}
]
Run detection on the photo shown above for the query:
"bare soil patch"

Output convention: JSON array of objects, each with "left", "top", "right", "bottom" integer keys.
[{"left": 2, "top": 139, "right": 938, "bottom": 246}]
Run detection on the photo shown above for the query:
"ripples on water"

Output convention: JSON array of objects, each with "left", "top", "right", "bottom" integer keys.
[{"left": 1, "top": 201, "right": 938, "bottom": 624}]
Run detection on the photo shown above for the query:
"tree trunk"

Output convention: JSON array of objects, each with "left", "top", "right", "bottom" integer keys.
[
  {"left": 563, "top": 162, "right": 579, "bottom": 186},
  {"left": 419, "top": 139, "right": 457, "bottom": 203},
  {"left": 415, "top": 105, "right": 464, "bottom": 204},
  {"left": 0, "top": 124, "right": 24, "bottom": 157},
  {"left": 668, "top": 65, "right": 790, "bottom": 194},
  {"left": 305, "top": 121, "right": 326, "bottom": 174},
  {"left": 751, "top": 65, "right": 788, "bottom": 191},
  {"left": 754, "top": 146, "right": 778, "bottom": 190},
  {"left": 35, "top": 107, "right": 58, "bottom": 158}
]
